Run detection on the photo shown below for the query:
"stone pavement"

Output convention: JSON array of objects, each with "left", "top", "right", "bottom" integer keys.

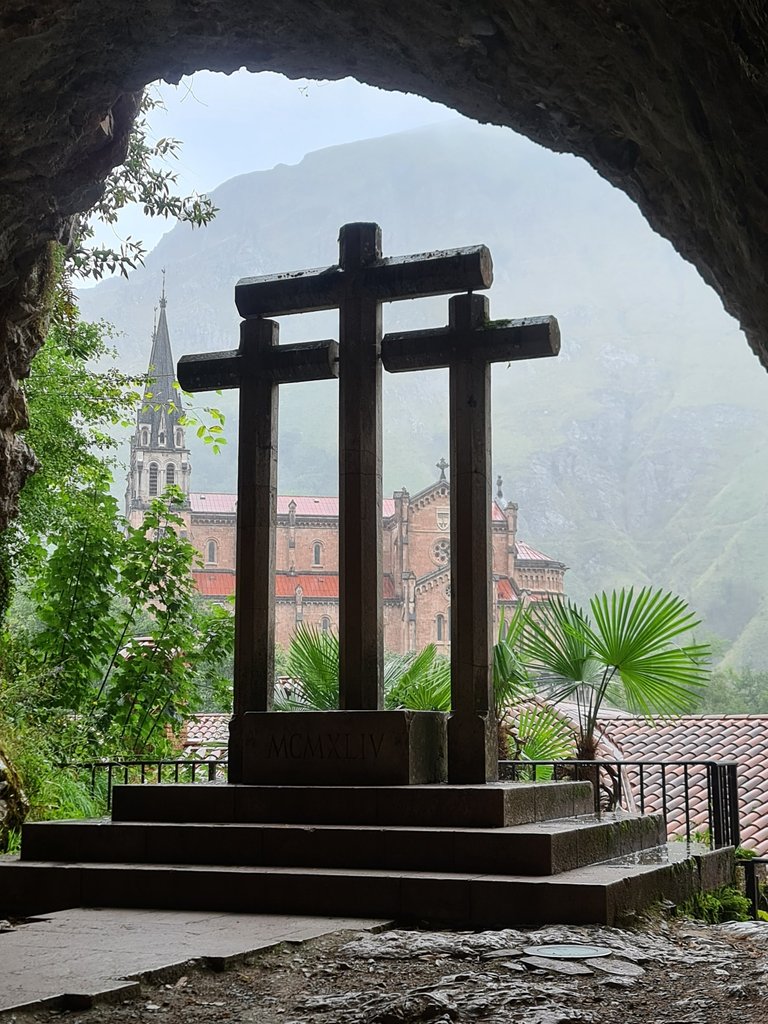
[{"left": 0, "top": 908, "right": 388, "bottom": 1014}]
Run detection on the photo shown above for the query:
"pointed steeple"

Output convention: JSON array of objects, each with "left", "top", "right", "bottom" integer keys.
[
  {"left": 137, "top": 274, "right": 184, "bottom": 449},
  {"left": 125, "top": 279, "right": 191, "bottom": 520}
]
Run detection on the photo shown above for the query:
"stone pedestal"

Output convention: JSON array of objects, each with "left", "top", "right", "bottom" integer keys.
[
  {"left": 447, "top": 712, "right": 498, "bottom": 784},
  {"left": 236, "top": 710, "right": 447, "bottom": 785}
]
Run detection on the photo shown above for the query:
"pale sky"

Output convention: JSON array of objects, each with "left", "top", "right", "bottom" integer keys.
[{"left": 88, "top": 70, "right": 457, "bottom": 269}]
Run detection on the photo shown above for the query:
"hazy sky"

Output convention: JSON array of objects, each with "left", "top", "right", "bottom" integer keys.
[{"left": 89, "top": 70, "right": 457, "bottom": 266}]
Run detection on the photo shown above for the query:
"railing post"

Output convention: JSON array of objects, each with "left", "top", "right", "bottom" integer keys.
[
  {"left": 709, "top": 762, "right": 725, "bottom": 848},
  {"left": 727, "top": 762, "right": 741, "bottom": 848}
]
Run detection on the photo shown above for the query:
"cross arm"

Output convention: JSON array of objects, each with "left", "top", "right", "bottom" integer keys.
[
  {"left": 177, "top": 338, "right": 339, "bottom": 392},
  {"left": 234, "top": 245, "right": 493, "bottom": 318},
  {"left": 381, "top": 315, "right": 560, "bottom": 373}
]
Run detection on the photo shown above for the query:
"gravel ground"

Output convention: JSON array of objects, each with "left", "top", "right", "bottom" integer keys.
[{"left": 4, "top": 917, "right": 768, "bottom": 1024}]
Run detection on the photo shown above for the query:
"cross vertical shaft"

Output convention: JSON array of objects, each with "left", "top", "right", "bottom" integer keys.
[
  {"left": 447, "top": 293, "right": 498, "bottom": 782},
  {"left": 230, "top": 317, "right": 278, "bottom": 781},
  {"left": 338, "top": 223, "right": 383, "bottom": 710}
]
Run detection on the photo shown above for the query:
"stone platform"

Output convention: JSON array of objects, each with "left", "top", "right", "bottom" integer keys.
[{"left": 0, "top": 781, "right": 734, "bottom": 927}]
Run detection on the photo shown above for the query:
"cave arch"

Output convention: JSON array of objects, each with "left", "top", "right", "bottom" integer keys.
[{"left": 2, "top": 1, "right": 768, "bottom": 527}]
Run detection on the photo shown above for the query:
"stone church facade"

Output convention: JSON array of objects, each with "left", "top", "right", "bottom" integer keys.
[{"left": 126, "top": 297, "right": 568, "bottom": 655}]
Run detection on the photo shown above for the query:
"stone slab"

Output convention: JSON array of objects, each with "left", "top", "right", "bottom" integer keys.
[
  {"left": 21, "top": 812, "right": 666, "bottom": 877},
  {"left": 111, "top": 781, "right": 592, "bottom": 827},
  {"left": 239, "top": 709, "right": 447, "bottom": 785},
  {"left": 0, "top": 843, "right": 734, "bottom": 926},
  {"left": 0, "top": 907, "right": 388, "bottom": 1014}
]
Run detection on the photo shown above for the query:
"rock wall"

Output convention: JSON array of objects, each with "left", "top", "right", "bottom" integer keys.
[{"left": 2, "top": 1, "right": 768, "bottom": 525}]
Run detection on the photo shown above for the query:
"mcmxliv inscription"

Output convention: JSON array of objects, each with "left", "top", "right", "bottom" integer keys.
[
  {"left": 267, "top": 731, "right": 387, "bottom": 761},
  {"left": 178, "top": 223, "right": 560, "bottom": 787}
]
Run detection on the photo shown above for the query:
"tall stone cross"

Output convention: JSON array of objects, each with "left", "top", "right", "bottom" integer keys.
[
  {"left": 383, "top": 292, "right": 560, "bottom": 782},
  {"left": 178, "top": 323, "right": 339, "bottom": 781},
  {"left": 179, "top": 223, "right": 492, "bottom": 784}
]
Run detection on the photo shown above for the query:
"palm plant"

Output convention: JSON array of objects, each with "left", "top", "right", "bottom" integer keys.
[{"left": 523, "top": 587, "right": 710, "bottom": 759}]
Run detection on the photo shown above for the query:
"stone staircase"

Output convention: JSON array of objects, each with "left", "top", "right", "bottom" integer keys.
[{"left": 1, "top": 781, "right": 732, "bottom": 927}]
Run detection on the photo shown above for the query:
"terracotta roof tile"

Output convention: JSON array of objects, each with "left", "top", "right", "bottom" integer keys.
[{"left": 599, "top": 714, "right": 768, "bottom": 854}]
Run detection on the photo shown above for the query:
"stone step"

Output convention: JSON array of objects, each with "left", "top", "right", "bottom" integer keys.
[
  {"left": 0, "top": 844, "right": 733, "bottom": 927},
  {"left": 111, "top": 780, "right": 594, "bottom": 827},
  {"left": 21, "top": 812, "right": 666, "bottom": 876}
]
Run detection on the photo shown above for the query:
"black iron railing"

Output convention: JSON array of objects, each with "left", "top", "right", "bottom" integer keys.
[
  {"left": 499, "top": 758, "right": 741, "bottom": 849},
  {"left": 65, "top": 758, "right": 228, "bottom": 811}
]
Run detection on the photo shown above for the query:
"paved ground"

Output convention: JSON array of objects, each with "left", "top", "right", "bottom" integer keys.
[{"left": 0, "top": 909, "right": 388, "bottom": 1013}]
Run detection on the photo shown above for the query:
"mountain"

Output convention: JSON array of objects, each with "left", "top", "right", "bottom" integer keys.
[{"left": 78, "top": 120, "right": 768, "bottom": 668}]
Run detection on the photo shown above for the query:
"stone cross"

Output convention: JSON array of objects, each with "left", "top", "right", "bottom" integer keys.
[
  {"left": 234, "top": 223, "right": 492, "bottom": 712},
  {"left": 382, "top": 293, "right": 560, "bottom": 782},
  {"left": 178, "top": 321, "right": 339, "bottom": 782}
]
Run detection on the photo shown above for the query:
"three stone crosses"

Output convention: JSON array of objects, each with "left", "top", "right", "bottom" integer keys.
[{"left": 178, "top": 223, "right": 560, "bottom": 787}]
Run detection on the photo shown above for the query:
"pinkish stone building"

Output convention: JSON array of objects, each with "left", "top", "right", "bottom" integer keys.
[{"left": 126, "top": 297, "right": 567, "bottom": 655}]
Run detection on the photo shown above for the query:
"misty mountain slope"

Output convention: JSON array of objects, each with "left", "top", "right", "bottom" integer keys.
[{"left": 78, "top": 120, "right": 768, "bottom": 666}]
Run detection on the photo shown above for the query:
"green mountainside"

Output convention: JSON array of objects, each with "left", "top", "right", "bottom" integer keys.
[{"left": 78, "top": 120, "right": 768, "bottom": 668}]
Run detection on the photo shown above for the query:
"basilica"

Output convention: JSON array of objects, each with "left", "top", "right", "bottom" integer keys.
[{"left": 125, "top": 296, "right": 568, "bottom": 655}]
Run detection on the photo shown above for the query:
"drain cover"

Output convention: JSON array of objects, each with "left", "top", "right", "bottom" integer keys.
[{"left": 522, "top": 944, "right": 613, "bottom": 960}]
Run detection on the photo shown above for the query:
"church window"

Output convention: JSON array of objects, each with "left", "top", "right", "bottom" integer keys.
[
  {"left": 158, "top": 431, "right": 166, "bottom": 446},
  {"left": 141, "top": 428, "right": 149, "bottom": 447},
  {"left": 175, "top": 428, "right": 183, "bottom": 447},
  {"left": 166, "top": 464, "right": 175, "bottom": 486},
  {"left": 148, "top": 463, "right": 159, "bottom": 496},
  {"left": 312, "top": 541, "right": 322, "bottom": 566},
  {"left": 321, "top": 616, "right": 331, "bottom": 635},
  {"left": 206, "top": 540, "right": 218, "bottom": 565},
  {"left": 432, "top": 538, "right": 450, "bottom": 566},
  {"left": 436, "top": 614, "right": 446, "bottom": 642}
]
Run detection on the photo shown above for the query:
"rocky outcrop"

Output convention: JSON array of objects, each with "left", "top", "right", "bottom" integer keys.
[
  {"left": 2, "top": 2, "right": 768, "bottom": 526},
  {"left": 0, "top": 743, "right": 29, "bottom": 850}
]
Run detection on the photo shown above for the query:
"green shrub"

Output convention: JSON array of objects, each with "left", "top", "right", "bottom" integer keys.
[{"left": 680, "top": 885, "right": 752, "bottom": 924}]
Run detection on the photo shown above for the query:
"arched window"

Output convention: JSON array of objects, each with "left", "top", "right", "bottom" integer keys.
[
  {"left": 175, "top": 428, "right": 183, "bottom": 448},
  {"left": 436, "top": 614, "right": 445, "bottom": 642},
  {"left": 158, "top": 431, "right": 166, "bottom": 446},
  {"left": 312, "top": 542, "right": 322, "bottom": 566},
  {"left": 166, "top": 464, "right": 175, "bottom": 486},
  {"left": 148, "top": 463, "right": 159, "bottom": 496},
  {"left": 206, "top": 540, "right": 218, "bottom": 565},
  {"left": 321, "top": 616, "right": 331, "bottom": 635},
  {"left": 141, "top": 428, "right": 149, "bottom": 447}
]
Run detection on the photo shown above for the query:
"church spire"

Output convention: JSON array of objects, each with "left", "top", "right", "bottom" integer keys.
[
  {"left": 125, "top": 280, "right": 191, "bottom": 520},
  {"left": 140, "top": 276, "right": 184, "bottom": 442}
]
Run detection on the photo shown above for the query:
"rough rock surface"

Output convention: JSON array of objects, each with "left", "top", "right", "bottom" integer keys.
[
  {"left": 5, "top": 919, "right": 767, "bottom": 1023},
  {"left": 0, "top": 744, "right": 28, "bottom": 850},
  {"left": 2, "top": 2, "right": 768, "bottom": 524}
]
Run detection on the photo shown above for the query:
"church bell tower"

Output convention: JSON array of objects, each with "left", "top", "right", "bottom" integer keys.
[{"left": 125, "top": 282, "right": 191, "bottom": 526}]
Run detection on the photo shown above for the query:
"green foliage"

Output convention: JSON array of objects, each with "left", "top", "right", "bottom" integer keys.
[
  {"left": 493, "top": 605, "right": 535, "bottom": 720},
  {"left": 524, "top": 587, "right": 711, "bottom": 758},
  {"left": 1, "top": 486, "right": 234, "bottom": 763},
  {"left": 70, "top": 90, "right": 217, "bottom": 280},
  {"left": 680, "top": 886, "right": 752, "bottom": 924},
  {"left": 701, "top": 667, "right": 768, "bottom": 714},
  {"left": 275, "top": 626, "right": 340, "bottom": 710},
  {"left": 384, "top": 646, "right": 451, "bottom": 712},
  {"left": 506, "top": 704, "right": 575, "bottom": 764}
]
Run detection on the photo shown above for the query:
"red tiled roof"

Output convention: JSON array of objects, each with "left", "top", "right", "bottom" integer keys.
[
  {"left": 186, "top": 713, "right": 230, "bottom": 746},
  {"left": 190, "top": 493, "right": 514, "bottom": 523},
  {"left": 275, "top": 574, "right": 339, "bottom": 599},
  {"left": 497, "top": 577, "right": 516, "bottom": 601},
  {"left": 515, "top": 540, "right": 558, "bottom": 562},
  {"left": 193, "top": 571, "right": 235, "bottom": 596},
  {"left": 189, "top": 493, "right": 397, "bottom": 518},
  {"left": 194, "top": 572, "right": 398, "bottom": 600},
  {"left": 599, "top": 714, "right": 768, "bottom": 854},
  {"left": 189, "top": 493, "right": 237, "bottom": 514}
]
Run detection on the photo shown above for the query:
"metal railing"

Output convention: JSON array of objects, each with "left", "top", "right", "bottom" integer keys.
[
  {"left": 65, "top": 758, "right": 228, "bottom": 811},
  {"left": 499, "top": 758, "right": 741, "bottom": 849}
]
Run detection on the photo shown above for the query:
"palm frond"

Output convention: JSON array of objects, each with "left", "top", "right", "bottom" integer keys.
[{"left": 282, "top": 625, "right": 339, "bottom": 710}]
